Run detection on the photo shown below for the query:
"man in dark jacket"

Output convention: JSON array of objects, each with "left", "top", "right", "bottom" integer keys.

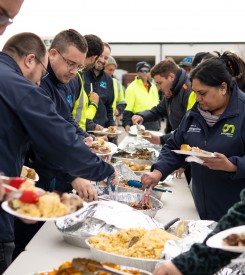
[
  {"left": 132, "top": 59, "right": 192, "bottom": 145},
  {"left": 82, "top": 42, "right": 116, "bottom": 131},
  {"left": 0, "top": 32, "right": 116, "bottom": 274}
]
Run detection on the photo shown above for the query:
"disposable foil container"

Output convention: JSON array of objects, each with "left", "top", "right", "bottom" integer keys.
[{"left": 55, "top": 200, "right": 164, "bottom": 249}]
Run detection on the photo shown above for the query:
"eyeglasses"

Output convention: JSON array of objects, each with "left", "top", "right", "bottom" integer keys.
[
  {"left": 56, "top": 49, "right": 85, "bottom": 71},
  {"left": 139, "top": 69, "right": 150, "bottom": 73},
  {"left": 35, "top": 57, "right": 49, "bottom": 78},
  {"left": 0, "top": 9, "right": 13, "bottom": 25}
]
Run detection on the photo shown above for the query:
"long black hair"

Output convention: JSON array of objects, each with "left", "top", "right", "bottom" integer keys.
[{"left": 190, "top": 51, "right": 243, "bottom": 95}]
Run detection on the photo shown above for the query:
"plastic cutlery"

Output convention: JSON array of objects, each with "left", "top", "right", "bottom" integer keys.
[{"left": 3, "top": 183, "right": 39, "bottom": 204}]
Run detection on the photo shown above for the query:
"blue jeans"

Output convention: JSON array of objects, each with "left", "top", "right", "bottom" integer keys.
[{"left": 0, "top": 241, "right": 14, "bottom": 275}]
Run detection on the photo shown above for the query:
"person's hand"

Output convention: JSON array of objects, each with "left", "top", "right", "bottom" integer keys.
[
  {"left": 132, "top": 115, "right": 144, "bottom": 125},
  {"left": 141, "top": 169, "right": 162, "bottom": 189},
  {"left": 0, "top": 180, "right": 5, "bottom": 201},
  {"left": 171, "top": 168, "right": 185, "bottom": 179},
  {"left": 95, "top": 124, "right": 104, "bottom": 131},
  {"left": 143, "top": 134, "right": 161, "bottom": 145},
  {"left": 200, "top": 152, "right": 237, "bottom": 172},
  {"left": 153, "top": 261, "right": 182, "bottom": 275},
  {"left": 125, "top": 125, "right": 131, "bottom": 132},
  {"left": 114, "top": 108, "right": 119, "bottom": 116},
  {"left": 83, "top": 136, "right": 94, "bottom": 147},
  {"left": 71, "top": 177, "right": 97, "bottom": 202},
  {"left": 89, "top": 91, "right": 99, "bottom": 105}
]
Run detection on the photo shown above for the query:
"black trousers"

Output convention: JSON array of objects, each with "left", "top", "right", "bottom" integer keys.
[{"left": 12, "top": 219, "right": 44, "bottom": 261}]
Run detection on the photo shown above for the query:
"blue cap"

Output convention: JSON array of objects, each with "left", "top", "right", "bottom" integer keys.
[{"left": 179, "top": 56, "right": 193, "bottom": 67}]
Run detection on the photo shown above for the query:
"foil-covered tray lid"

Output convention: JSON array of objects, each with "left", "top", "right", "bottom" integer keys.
[{"left": 56, "top": 200, "right": 164, "bottom": 238}]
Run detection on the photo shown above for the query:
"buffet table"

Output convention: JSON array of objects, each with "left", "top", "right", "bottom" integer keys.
[{"left": 3, "top": 135, "right": 200, "bottom": 275}]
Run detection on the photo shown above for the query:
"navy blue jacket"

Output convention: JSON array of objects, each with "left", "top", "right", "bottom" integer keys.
[
  {"left": 0, "top": 53, "right": 114, "bottom": 241},
  {"left": 138, "top": 69, "right": 191, "bottom": 144},
  {"left": 27, "top": 63, "right": 91, "bottom": 184},
  {"left": 83, "top": 69, "right": 115, "bottom": 129},
  {"left": 152, "top": 83, "right": 245, "bottom": 221}
]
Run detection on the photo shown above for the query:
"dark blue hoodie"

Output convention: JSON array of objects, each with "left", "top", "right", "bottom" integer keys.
[
  {"left": 152, "top": 83, "right": 245, "bottom": 221},
  {"left": 0, "top": 53, "right": 114, "bottom": 241}
]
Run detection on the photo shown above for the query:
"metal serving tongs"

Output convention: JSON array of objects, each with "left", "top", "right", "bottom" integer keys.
[
  {"left": 143, "top": 187, "right": 151, "bottom": 205},
  {"left": 72, "top": 258, "right": 132, "bottom": 275}
]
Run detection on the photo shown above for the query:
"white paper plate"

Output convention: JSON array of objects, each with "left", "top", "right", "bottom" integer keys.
[
  {"left": 1, "top": 201, "right": 88, "bottom": 222},
  {"left": 88, "top": 129, "right": 122, "bottom": 135},
  {"left": 206, "top": 225, "right": 245, "bottom": 252},
  {"left": 172, "top": 150, "right": 215, "bottom": 158},
  {"left": 22, "top": 166, "right": 39, "bottom": 181},
  {"left": 128, "top": 125, "right": 145, "bottom": 136},
  {"left": 138, "top": 131, "right": 163, "bottom": 138},
  {"left": 92, "top": 142, "right": 118, "bottom": 156}
]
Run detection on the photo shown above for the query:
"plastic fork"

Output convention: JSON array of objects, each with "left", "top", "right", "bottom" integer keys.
[{"left": 2, "top": 183, "right": 39, "bottom": 204}]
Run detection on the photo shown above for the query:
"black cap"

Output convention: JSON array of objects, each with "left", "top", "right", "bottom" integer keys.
[{"left": 136, "top": 61, "right": 151, "bottom": 72}]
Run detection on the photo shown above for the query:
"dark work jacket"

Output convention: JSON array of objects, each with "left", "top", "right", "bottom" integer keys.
[
  {"left": 0, "top": 53, "right": 114, "bottom": 242},
  {"left": 83, "top": 69, "right": 115, "bottom": 129},
  {"left": 27, "top": 63, "right": 91, "bottom": 184},
  {"left": 138, "top": 68, "right": 191, "bottom": 144},
  {"left": 152, "top": 83, "right": 245, "bottom": 221}
]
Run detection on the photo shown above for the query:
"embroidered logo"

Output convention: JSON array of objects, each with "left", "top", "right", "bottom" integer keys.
[
  {"left": 100, "top": 81, "right": 107, "bottom": 89},
  {"left": 66, "top": 95, "right": 72, "bottom": 106},
  {"left": 187, "top": 124, "right": 201, "bottom": 133},
  {"left": 221, "top": 124, "right": 235, "bottom": 137}
]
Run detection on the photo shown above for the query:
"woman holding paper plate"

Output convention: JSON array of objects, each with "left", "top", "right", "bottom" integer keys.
[{"left": 141, "top": 51, "right": 245, "bottom": 222}]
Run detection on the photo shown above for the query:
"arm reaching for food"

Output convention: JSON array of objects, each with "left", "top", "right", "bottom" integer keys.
[
  {"left": 141, "top": 170, "right": 163, "bottom": 190},
  {"left": 71, "top": 177, "right": 97, "bottom": 202},
  {"left": 131, "top": 115, "right": 144, "bottom": 125}
]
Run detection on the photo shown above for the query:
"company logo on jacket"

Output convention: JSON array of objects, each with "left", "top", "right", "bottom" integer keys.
[
  {"left": 221, "top": 124, "right": 235, "bottom": 137},
  {"left": 187, "top": 124, "right": 201, "bottom": 133},
  {"left": 66, "top": 95, "right": 72, "bottom": 107},
  {"left": 100, "top": 81, "right": 107, "bottom": 89}
]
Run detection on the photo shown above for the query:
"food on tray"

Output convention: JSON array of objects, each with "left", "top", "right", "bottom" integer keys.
[
  {"left": 88, "top": 228, "right": 180, "bottom": 259},
  {"left": 90, "top": 138, "right": 111, "bottom": 154},
  {"left": 180, "top": 144, "right": 212, "bottom": 155},
  {"left": 137, "top": 129, "right": 152, "bottom": 138},
  {"left": 9, "top": 180, "right": 84, "bottom": 218},
  {"left": 129, "top": 201, "right": 152, "bottom": 210},
  {"left": 223, "top": 232, "right": 245, "bottom": 246},
  {"left": 123, "top": 161, "right": 151, "bottom": 171},
  {"left": 106, "top": 126, "right": 117, "bottom": 133},
  {"left": 114, "top": 149, "right": 152, "bottom": 160},
  {"left": 35, "top": 257, "right": 145, "bottom": 275},
  {"left": 21, "top": 166, "right": 36, "bottom": 180}
]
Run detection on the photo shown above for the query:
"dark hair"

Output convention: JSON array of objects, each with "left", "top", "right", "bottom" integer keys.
[
  {"left": 192, "top": 52, "right": 214, "bottom": 68},
  {"left": 50, "top": 29, "right": 87, "bottom": 54},
  {"left": 84, "top": 34, "right": 104, "bottom": 58},
  {"left": 2, "top": 32, "right": 46, "bottom": 61},
  {"left": 190, "top": 51, "right": 243, "bottom": 95},
  {"left": 151, "top": 59, "right": 178, "bottom": 78}
]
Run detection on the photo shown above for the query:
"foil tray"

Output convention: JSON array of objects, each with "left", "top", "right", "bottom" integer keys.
[
  {"left": 117, "top": 186, "right": 162, "bottom": 201},
  {"left": 55, "top": 201, "right": 164, "bottom": 249},
  {"left": 109, "top": 192, "right": 163, "bottom": 218}
]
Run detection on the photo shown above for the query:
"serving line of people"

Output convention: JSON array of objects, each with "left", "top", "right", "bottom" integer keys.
[{"left": 2, "top": 164, "right": 200, "bottom": 275}]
